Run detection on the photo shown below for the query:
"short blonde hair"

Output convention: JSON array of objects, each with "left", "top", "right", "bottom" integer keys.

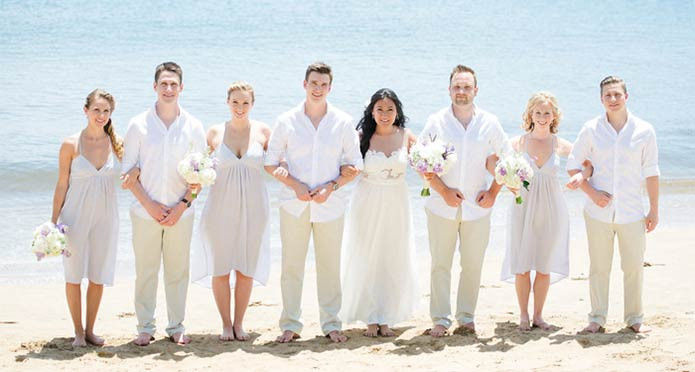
[
  {"left": 226, "top": 81, "right": 255, "bottom": 103},
  {"left": 522, "top": 91, "right": 561, "bottom": 134}
]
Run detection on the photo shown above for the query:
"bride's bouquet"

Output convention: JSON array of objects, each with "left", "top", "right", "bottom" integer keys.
[
  {"left": 31, "top": 222, "right": 70, "bottom": 261},
  {"left": 408, "top": 134, "right": 457, "bottom": 196},
  {"left": 494, "top": 152, "right": 534, "bottom": 204},
  {"left": 177, "top": 147, "right": 217, "bottom": 198}
]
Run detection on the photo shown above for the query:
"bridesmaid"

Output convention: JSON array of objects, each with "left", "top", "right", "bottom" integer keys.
[
  {"left": 340, "top": 88, "right": 419, "bottom": 337},
  {"left": 191, "top": 81, "right": 272, "bottom": 341},
  {"left": 52, "top": 89, "right": 122, "bottom": 346},
  {"left": 499, "top": 91, "right": 591, "bottom": 331}
]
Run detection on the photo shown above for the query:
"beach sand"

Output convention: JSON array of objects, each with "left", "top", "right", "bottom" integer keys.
[{"left": 2, "top": 228, "right": 694, "bottom": 371}]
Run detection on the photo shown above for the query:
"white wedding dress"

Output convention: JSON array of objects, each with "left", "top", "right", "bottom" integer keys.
[{"left": 341, "top": 144, "right": 419, "bottom": 326}]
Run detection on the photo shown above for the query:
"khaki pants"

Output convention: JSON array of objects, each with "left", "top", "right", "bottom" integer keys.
[
  {"left": 584, "top": 212, "right": 646, "bottom": 327},
  {"left": 427, "top": 209, "right": 490, "bottom": 327},
  {"left": 279, "top": 207, "right": 344, "bottom": 335},
  {"left": 131, "top": 212, "right": 194, "bottom": 336}
]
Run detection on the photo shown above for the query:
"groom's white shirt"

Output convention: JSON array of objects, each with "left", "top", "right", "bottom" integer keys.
[{"left": 265, "top": 100, "right": 363, "bottom": 223}]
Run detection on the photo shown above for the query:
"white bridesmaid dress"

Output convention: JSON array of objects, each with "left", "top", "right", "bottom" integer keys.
[
  {"left": 501, "top": 135, "right": 569, "bottom": 284},
  {"left": 191, "top": 127, "right": 270, "bottom": 288},
  {"left": 60, "top": 136, "right": 120, "bottom": 285}
]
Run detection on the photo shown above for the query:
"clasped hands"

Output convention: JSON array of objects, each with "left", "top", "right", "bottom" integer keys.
[
  {"left": 120, "top": 166, "right": 197, "bottom": 226},
  {"left": 272, "top": 164, "right": 360, "bottom": 203},
  {"left": 421, "top": 172, "right": 500, "bottom": 208}
]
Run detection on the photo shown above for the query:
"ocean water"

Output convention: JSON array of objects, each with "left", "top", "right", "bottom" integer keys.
[{"left": 1, "top": 1, "right": 694, "bottom": 283}]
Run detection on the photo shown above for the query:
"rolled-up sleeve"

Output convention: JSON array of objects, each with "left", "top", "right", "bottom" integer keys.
[
  {"left": 121, "top": 121, "right": 141, "bottom": 173},
  {"left": 192, "top": 121, "right": 207, "bottom": 153},
  {"left": 566, "top": 125, "right": 592, "bottom": 171},
  {"left": 489, "top": 119, "right": 511, "bottom": 155},
  {"left": 341, "top": 121, "right": 364, "bottom": 170},
  {"left": 641, "top": 128, "right": 660, "bottom": 178},
  {"left": 418, "top": 116, "right": 439, "bottom": 143},
  {"left": 265, "top": 118, "right": 287, "bottom": 166}
]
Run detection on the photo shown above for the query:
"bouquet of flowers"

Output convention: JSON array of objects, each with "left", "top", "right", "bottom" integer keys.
[
  {"left": 408, "top": 134, "right": 457, "bottom": 196},
  {"left": 494, "top": 152, "right": 534, "bottom": 204},
  {"left": 177, "top": 147, "right": 217, "bottom": 198},
  {"left": 31, "top": 222, "right": 69, "bottom": 261}
]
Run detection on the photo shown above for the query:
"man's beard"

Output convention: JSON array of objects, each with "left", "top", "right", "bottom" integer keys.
[{"left": 454, "top": 96, "right": 470, "bottom": 106}]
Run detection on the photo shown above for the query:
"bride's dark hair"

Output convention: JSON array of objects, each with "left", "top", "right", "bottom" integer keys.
[{"left": 356, "top": 88, "right": 408, "bottom": 158}]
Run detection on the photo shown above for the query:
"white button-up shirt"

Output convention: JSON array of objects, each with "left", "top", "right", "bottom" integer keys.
[
  {"left": 420, "top": 105, "right": 510, "bottom": 221},
  {"left": 122, "top": 104, "right": 207, "bottom": 220},
  {"left": 265, "top": 101, "right": 363, "bottom": 223},
  {"left": 567, "top": 111, "right": 659, "bottom": 224}
]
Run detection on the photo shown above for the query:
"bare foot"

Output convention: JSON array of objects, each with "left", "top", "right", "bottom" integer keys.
[
  {"left": 327, "top": 330, "right": 348, "bottom": 343},
  {"left": 629, "top": 323, "right": 651, "bottom": 333},
  {"left": 519, "top": 315, "right": 531, "bottom": 331},
  {"left": 170, "top": 332, "right": 191, "bottom": 345},
  {"left": 532, "top": 317, "right": 551, "bottom": 330},
  {"left": 363, "top": 324, "right": 379, "bottom": 338},
  {"left": 220, "top": 325, "right": 235, "bottom": 341},
  {"left": 133, "top": 332, "right": 154, "bottom": 346},
  {"left": 378, "top": 324, "right": 395, "bottom": 337},
  {"left": 425, "top": 324, "right": 449, "bottom": 337},
  {"left": 233, "top": 325, "right": 250, "bottom": 341},
  {"left": 275, "top": 330, "right": 300, "bottom": 343},
  {"left": 578, "top": 322, "right": 605, "bottom": 334},
  {"left": 453, "top": 322, "right": 476, "bottom": 335},
  {"left": 85, "top": 332, "right": 105, "bottom": 346},
  {"left": 72, "top": 333, "right": 87, "bottom": 347}
]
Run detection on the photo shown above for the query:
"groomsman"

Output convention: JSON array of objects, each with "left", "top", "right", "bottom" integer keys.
[
  {"left": 264, "top": 62, "right": 363, "bottom": 343},
  {"left": 420, "top": 65, "right": 510, "bottom": 337},
  {"left": 567, "top": 76, "right": 659, "bottom": 334},
  {"left": 121, "top": 62, "right": 206, "bottom": 345}
]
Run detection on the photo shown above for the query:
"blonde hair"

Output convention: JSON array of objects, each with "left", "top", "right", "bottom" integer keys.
[
  {"left": 522, "top": 91, "right": 561, "bottom": 134},
  {"left": 84, "top": 89, "right": 123, "bottom": 160},
  {"left": 226, "top": 81, "right": 255, "bottom": 103}
]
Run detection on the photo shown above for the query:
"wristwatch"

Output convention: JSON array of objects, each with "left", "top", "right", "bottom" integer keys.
[
  {"left": 180, "top": 198, "right": 192, "bottom": 208},
  {"left": 330, "top": 181, "right": 339, "bottom": 191}
]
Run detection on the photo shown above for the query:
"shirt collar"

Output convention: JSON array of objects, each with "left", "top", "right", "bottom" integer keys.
[{"left": 150, "top": 102, "right": 183, "bottom": 131}]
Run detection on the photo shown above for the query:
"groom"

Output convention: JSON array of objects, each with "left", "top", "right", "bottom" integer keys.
[
  {"left": 264, "top": 62, "right": 362, "bottom": 343},
  {"left": 420, "top": 65, "right": 509, "bottom": 337},
  {"left": 567, "top": 76, "right": 659, "bottom": 334},
  {"left": 121, "top": 62, "right": 206, "bottom": 345}
]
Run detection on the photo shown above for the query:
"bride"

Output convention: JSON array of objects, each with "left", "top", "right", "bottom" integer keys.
[{"left": 340, "top": 88, "right": 419, "bottom": 337}]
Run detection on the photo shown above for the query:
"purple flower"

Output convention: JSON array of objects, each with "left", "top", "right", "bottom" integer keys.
[
  {"left": 56, "top": 223, "right": 67, "bottom": 234},
  {"left": 499, "top": 167, "right": 507, "bottom": 176},
  {"left": 433, "top": 163, "right": 443, "bottom": 173},
  {"left": 416, "top": 161, "right": 428, "bottom": 173}
]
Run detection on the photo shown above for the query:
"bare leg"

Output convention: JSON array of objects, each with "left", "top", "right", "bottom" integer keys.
[
  {"left": 233, "top": 271, "right": 253, "bottom": 341},
  {"left": 363, "top": 324, "right": 378, "bottom": 337},
  {"left": 66, "top": 283, "right": 86, "bottom": 346},
  {"left": 84, "top": 281, "right": 105, "bottom": 346},
  {"left": 532, "top": 272, "right": 551, "bottom": 330},
  {"left": 515, "top": 272, "right": 531, "bottom": 331},
  {"left": 212, "top": 274, "right": 234, "bottom": 341},
  {"left": 378, "top": 324, "right": 395, "bottom": 337}
]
